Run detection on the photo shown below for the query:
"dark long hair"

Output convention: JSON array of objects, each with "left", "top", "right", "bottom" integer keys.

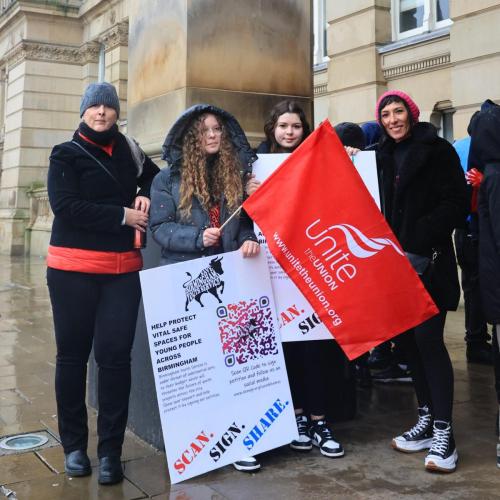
[
  {"left": 377, "top": 95, "right": 416, "bottom": 139},
  {"left": 263, "top": 100, "right": 311, "bottom": 153}
]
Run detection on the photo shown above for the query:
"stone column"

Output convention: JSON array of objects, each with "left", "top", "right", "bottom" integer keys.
[
  {"left": 327, "top": 1, "right": 391, "bottom": 124},
  {"left": 127, "top": 0, "right": 313, "bottom": 152},
  {"left": 0, "top": 39, "right": 97, "bottom": 255},
  {"left": 100, "top": 21, "right": 129, "bottom": 121},
  {"left": 450, "top": 2, "right": 500, "bottom": 136},
  {"left": 125, "top": 0, "right": 313, "bottom": 448}
]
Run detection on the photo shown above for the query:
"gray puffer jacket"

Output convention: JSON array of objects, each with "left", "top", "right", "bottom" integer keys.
[{"left": 150, "top": 104, "right": 258, "bottom": 265}]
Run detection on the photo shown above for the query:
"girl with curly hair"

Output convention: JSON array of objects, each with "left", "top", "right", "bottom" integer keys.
[{"left": 150, "top": 105, "right": 260, "bottom": 472}]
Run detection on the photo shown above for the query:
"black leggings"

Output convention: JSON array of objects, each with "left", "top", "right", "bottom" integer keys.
[
  {"left": 47, "top": 268, "right": 141, "bottom": 457},
  {"left": 493, "top": 325, "right": 500, "bottom": 404},
  {"left": 396, "top": 311, "right": 453, "bottom": 422},
  {"left": 283, "top": 340, "right": 330, "bottom": 416}
]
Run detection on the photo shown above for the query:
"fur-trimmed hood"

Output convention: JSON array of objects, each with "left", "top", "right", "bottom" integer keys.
[{"left": 161, "top": 104, "right": 257, "bottom": 176}]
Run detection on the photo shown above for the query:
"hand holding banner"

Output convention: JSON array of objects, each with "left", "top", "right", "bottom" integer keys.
[{"left": 243, "top": 120, "right": 439, "bottom": 360}]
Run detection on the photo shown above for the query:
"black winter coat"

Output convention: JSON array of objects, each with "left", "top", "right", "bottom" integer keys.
[
  {"left": 470, "top": 100, "right": 500, "bottom": 323},
  {"left": 377, "top": 122, "right": 468, "bottom": 310},
  {"left": 48, "top": 131, "right": 159, "bottom": 252},
  {"left": 150, "top": 104, "right": 258, "bottom": 265}
]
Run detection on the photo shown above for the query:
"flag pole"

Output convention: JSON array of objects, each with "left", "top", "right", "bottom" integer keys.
[{"left": 219, "top": 205, "right": 243, "bottom": 232}]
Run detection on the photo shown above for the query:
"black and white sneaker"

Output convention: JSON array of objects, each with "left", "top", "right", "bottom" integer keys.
[
  {"left": 497, "top": 442, "right": 500, "bottom": 469},
  {"left": 309, "top": 420, "right": 344, "bottom": 458},
  {"left": 290, "top": 414, "right": 312, "bottom": 451},
  {"left": 232, "top": 456, "right": 261, "bottom": 472},
  {"left": 425, "top": 421, "right": 458, "bottom": 473},
  {"left": 392, "top": 406, "right": 433, "bottom": 452}
]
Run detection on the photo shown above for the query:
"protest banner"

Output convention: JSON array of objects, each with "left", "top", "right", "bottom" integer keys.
[
  {"left": 243, "top": 120, "right": 439, "bottom": 360},
  {"left": 253, "top": 151, "right": 380, "bottom": 342},
  {"left": 140, "top": 251, "right": 297, "bottom": 483}
]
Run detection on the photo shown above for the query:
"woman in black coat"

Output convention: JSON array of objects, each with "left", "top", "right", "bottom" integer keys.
[
  {"left": 47, "top": 82, "right": 159, "bottom": 484},
  {"left": 374, "top": 90, "right": 467, "bottom": 473}
]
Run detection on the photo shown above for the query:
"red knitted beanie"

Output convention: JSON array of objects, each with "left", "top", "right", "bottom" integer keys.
[{"left": 375, "top": 90, "right": 420, "bottom": 124}]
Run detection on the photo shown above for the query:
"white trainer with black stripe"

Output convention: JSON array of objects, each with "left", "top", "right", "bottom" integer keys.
[
  {"left": 232, "top": 456, "right": 261, "bottom": 472},
  {"left": 308, "top": 420, "right": 344, "bottom": 458},
  {"left": 392, "top": 406, "right": 433, "bottom": 452}
]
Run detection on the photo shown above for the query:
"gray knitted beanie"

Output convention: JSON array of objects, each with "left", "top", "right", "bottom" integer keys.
[{"left": 80, "top": 82, "right": 120, "bottom": 118}]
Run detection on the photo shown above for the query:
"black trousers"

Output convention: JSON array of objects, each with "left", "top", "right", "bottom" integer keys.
[
  {"left": 493, "top": 325, "right": 500, "bottom": 404},
  {"left": 283, "top": 340, "right": 330, "bottom": 416},
  {"left": 455, "top": 228, "right": 490, "bottom": 344},
  {"left": 396, "top": 312, "right": 453, "bottom": 422},
  {"left": 47, "top": 268, "right": 141, "bottom": 457}
]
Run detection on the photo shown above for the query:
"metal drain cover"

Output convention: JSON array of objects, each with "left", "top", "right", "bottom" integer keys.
[
  {"left": 0, "top": 433, "right": 48, "bottom": 450},
  {"left": 0, "top": 431, "right": 58, "bottom": 455}
]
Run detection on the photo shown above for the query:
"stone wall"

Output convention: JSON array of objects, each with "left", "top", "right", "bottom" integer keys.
[
  {"left": 0, "top": 0, "right": 128, "bottom": 256},
  {"left": 325, "top": 0, "right": 500, "bottom": 139}
]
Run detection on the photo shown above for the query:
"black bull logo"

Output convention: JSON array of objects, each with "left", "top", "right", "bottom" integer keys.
[{"left": 183, "top": 257, "right": 225, "bottom": 311}]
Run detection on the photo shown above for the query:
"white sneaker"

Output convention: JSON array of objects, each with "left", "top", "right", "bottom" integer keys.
[
  {"left": 392, "top": 406, "right": 433, "bottom": 452},
  {"left": 232, "top": 456, "right": 261, "bottom": 472},
  {"left": 424, "top": 421, "right": 458, "bottom": 473}
]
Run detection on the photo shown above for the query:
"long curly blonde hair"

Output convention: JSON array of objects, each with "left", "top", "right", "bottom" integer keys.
[{"left": 178, "top": 113, "right": 243, "bottom": 221}]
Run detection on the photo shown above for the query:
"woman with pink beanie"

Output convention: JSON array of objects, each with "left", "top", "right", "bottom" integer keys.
[{"left": 374, "top": 90, "right": 468, "bottom": 472}]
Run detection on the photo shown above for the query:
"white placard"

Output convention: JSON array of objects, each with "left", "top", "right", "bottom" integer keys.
[
  {"left": 253, "top": 152, "right": 380, "bottom": 342},
  {"left": 140, "top": 251, "right": 297, "bottom": 483}
]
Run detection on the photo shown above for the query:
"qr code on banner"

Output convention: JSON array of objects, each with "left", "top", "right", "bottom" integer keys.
[{"left": 218, "top": 297, "right": 277, "bottom": 366}]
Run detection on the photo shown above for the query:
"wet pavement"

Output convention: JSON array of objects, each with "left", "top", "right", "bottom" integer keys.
[{"left": 0, "top": 255, "right": 499, "bottom": 499}]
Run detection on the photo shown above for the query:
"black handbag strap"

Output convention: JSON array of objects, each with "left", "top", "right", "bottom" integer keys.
[{"left": 71, "top": 140, "right": 123, "bottom": 190}]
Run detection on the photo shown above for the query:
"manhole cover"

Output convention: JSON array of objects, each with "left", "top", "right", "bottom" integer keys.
[{"left": 0, "top": 431, "right": 58, "bottom": 456}]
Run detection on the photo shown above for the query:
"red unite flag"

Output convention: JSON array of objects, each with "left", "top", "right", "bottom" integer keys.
[{"left": 243, "top": 120, "right": 438, "bottom": 360}]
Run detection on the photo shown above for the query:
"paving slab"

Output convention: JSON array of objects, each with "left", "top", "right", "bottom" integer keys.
[
  {"left": 122, "top": 453, "right": 170, "bottom": 497},
  {"left": 2, "top": 474, "right": 148, "bottom": 500},
  {"left": 2, "top": 255, "right": 500, "bottom": 499},
  {"left": 0, "top": 452, "right": 55, "bottom": 484}
]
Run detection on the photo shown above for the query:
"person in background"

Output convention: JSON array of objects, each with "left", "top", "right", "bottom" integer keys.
[
  {"left": 248, "top": 100, "right": 346, "bottom": 460},
  {"left": 335, "top": 122, "right": 365, "bottom": 151},
  {"left": 334, "top": 122, "right": 373, "bottom": 389},
  {"left": 149, "top": 104, "right": 260, "bottom": 472},
  {"left": 345, "top": 120, "right": 412, "bottom": 384},
  {"left": 453, "top": 134, "right": 493, "bottom": 364},
  {"left": 467, "top": 98, "right": 500, "bottom": 467},
  {"left": 47, "top": 82, "right": 159, "bottom": 485},
  {"left": 361, "top": 121, "right": 382, "bottom": 150},
  {"left": 374, "top": 90, "right": 467, "bottom": 473}
]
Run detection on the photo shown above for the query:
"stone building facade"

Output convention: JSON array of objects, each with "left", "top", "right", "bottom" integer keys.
[
  {"left": 0, "top": 0, "right": 499, "bottom": 256},
  {"left": 314, "top": 0, "right": 500, "bottom": 138},
  {"left": 0, "top": 0, "right": 129, "bottom": 256}
]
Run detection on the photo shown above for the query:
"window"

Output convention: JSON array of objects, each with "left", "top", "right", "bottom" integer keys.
[
  {"left": 98, "top": 44, "right": 106, "bottom": 82},
  {"left": 430, "top": 102, "right": 455, "bottom": 143},
  {"left": 392, "top": 0, "right": 451, "bottom": 40},
  {"left": 313, "top": 0, "right": 328, "bottom": 66}
]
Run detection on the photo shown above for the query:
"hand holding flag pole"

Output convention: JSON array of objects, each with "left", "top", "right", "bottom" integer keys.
[{"left": 219, "top": 206, "right": 242, "bottom": 232}]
